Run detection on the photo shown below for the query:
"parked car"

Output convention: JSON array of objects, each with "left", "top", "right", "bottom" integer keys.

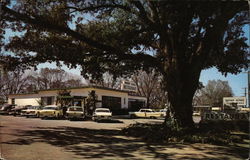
[
  {"left": 0, "top": 104, "right": 15, "bottom": 115},
  {"left": 92, "top": 108, "right": 112, "bottom": 121},
  {"left": 39, "top": 105, "right": 63, "bottom": 119},
  {"left": 9, "top": 105, "right": 29, "bottom": 116},
  {"left": 192, "top": 111, "right": 201, "bottom": 116},
  {"left": 129, "top": 109, "right": 162, "bottom": 119},
  {"left": 21, "top": 106, "right": 43, "bottom": 118},
  {"left": 66, "top": 106, "right": 84, "bottom": 120},
  {"left": 159, "top": 108, "right": 168, "bottom": 117}
]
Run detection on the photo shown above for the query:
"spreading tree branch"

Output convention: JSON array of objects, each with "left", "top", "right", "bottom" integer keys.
[{"left": 2, "top": 5, "right": 159, "bottom": 67}]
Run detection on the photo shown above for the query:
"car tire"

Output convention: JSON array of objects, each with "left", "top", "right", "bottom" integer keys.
[
  {"left": 26, "top": 115, "right": 29, "bottom": 118},
  {"left": 130, "top": 115, "right": 136, "bottom": 119}
]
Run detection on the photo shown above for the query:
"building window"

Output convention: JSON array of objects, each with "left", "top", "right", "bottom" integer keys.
[
  {"left": 47, "top": 97, "right": 53, "bottom": 105},
  {"left": 102, "top": 96, "right": 121, "bottom": 112},
  {"left": 41, "top": 96, "right": 54, "bottom": 105},
  {"left": 124, "top": 98, "right": 126, "bottom": 105},
  {"left": 11, "top": 98, "right": 15, "bottom": 105}
]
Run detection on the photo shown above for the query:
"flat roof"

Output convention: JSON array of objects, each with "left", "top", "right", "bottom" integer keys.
[
  {"left": 8, "top": 92, "right": 38, "bottom": 96},
  {"left": 9, "top": 85, "right": 146, "bottom": 98},
  {"left": 38, "top": 85, "right": 129, "bottom": 93}
]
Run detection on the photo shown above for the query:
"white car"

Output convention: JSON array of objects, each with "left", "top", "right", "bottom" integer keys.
[
  {"left": 159, "top": 108, "right": 168, "bottom": 117},
  {"left": 129, "top": 109, "right": 162, "bottom": 119},
  {"left": 92, "top": 108, "right": 112, "bottom": 121},
  {"left": 66, "top": 106, "right": 84, "bottom": 120},
  {"left": 21, "top": 106, "right": 42, "bottom": 117},
  {"left": 192, "top": 111, "right": 201, "bottom": 116}
]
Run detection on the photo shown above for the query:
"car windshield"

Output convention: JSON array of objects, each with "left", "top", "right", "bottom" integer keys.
[
  {"left": 43, "top": 107, "right": 57, "bottom": 110},
  {"left": 141, "top": 109, "right": 152, "bottom": 112},
  {"left": 96, "top": 109, "right": 110, "bottom": 112},
  {"left": 68, "top": 107, "right": 82, "bottom": 111}
]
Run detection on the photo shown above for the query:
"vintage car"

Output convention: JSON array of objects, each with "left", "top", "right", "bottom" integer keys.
[
  {"left": 10, "top": 105, "right": 29, "bottom": 116},
  {"left": 192, "top": 111, "right": 201, "bottom": 116},
  {"left": 21, "top": 106, "right": 43, "bottom": 118},
  {"left": 39, "top": 105, "right": 63, "bottom": 119},
  {"left": 129, "top": 109, "right": 162, "bottom": 119},
  {"left": 66, "top": 106, "right": 84, "bottom": 120},
  {"left": 92, "top": 108, "right": 112, "bottom": 121},
  {"left": 159, "top": 108, "right": 168, "bottom": 117},
  {"left": 0, "top": 104, "right": 15, "bottom": 115}
]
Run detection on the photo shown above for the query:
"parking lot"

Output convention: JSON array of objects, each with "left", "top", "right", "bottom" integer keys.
[{"left": 0, "top": 115, "right": 247, "bottom": 160}]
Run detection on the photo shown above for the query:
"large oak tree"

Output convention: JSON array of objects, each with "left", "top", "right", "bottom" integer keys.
[{"left": 0, "top": 0, "right": 249, "bottom": 128}]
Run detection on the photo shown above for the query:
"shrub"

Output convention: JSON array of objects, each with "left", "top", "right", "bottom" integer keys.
[{"left": 122, "top": 120, "right": 249, "bottom": 144}]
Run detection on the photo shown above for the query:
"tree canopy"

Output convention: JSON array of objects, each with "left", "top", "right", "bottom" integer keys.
[{"left": 0, "top": 0, "right": 249, "bottom": 128}]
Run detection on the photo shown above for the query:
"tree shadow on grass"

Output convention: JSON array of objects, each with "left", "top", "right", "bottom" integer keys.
[{"left": 2, "top": 126, "right": 248, "bottom": 160}]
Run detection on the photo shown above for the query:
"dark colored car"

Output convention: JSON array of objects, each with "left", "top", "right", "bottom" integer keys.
[
  {"left": 0, "top": 104, "right": 15, "bottom": 115},
  {"left": 10, "top": 105, "right": 30, "bottom": 116}
]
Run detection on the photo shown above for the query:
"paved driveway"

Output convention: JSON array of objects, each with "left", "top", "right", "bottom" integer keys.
[{"left": 0, "top": 115, "right": 247, "bottom": 160}]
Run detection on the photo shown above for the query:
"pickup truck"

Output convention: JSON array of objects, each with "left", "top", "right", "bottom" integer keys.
[{"left": 129, "top": 109, "right": 162, "bottom": 119}]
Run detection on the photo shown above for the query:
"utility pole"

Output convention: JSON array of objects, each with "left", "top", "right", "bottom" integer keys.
[
  {"left": 242, "top": 71, "right": 250, "bottom": 108},
  {"left": 242, "top": 87, "right": 247, "bottom": 97},
  {"left": 248, "top": 71, "right": 250, "bottom": 108}
]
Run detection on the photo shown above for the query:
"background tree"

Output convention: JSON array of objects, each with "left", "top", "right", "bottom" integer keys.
[
  {"left": 89, "top": 72, "right": 122, "bottom": 89},
  {"left": 1, "top": 1, "right": 248, "bottom": 128},
  {"left": 0, "top": 67, "right": 84, "bottom": 101},
  {"left": 25, "top": 68, "right": 84, "bottom": 90},
  {"left": 132, "top": 70, "right": 168, "bottom": 108},
  {"left": 196, "top": 80, "right": 234, "bottom": 107},
  {"left": 85, "top": 90, "right": 98, "bottom": 116},
  {"left": 0, "top": 69, "right": 30, "bottom": 99}
]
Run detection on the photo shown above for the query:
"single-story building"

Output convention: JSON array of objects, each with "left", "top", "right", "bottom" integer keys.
[{"left": 8, "top": 85, "right": 147, "bottom": 114}]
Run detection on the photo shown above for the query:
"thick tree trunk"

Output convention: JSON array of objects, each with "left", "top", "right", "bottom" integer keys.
[{"left": 163, "top": 63, "right": 201, "bottom": 129}]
